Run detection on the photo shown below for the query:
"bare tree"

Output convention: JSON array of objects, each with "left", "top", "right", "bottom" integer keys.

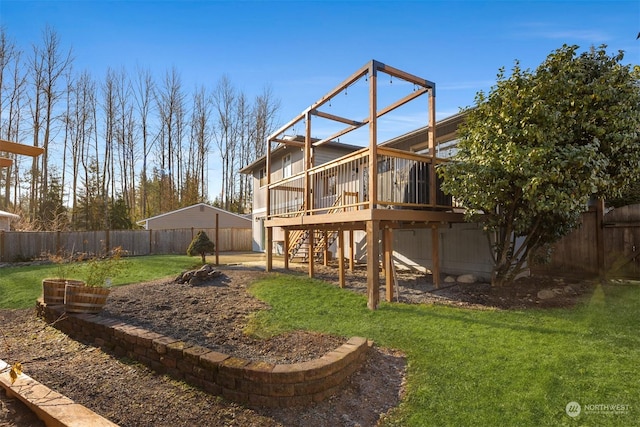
[
  {"left": 156, "top": 67, "right": 185, "bottom": 211},
  {"left": 0, "top": 27, "right": 27, "bottom": 209},
  {"left": 29, "top": 26, "right": 72, "bottom": 221},
  {"left": 187, "top": 85, "right": 211, "bottom": 204},
  {"left": 211, "top": 74, "right": 238, "bottom": 211},
  {"left": 132, "top": 66, "right": 156, "bottom": 217}
]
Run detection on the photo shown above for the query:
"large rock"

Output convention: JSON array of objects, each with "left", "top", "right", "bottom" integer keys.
[
  {"left": 457, "top": 274, "right": 477, "bottom": 284},
  {"left": 537, "top": 289, "right": 556, "bottom": 300}
]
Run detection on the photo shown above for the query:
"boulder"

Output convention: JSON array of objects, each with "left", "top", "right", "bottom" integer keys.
[
  {"left": 457, "top": 274, "right": 477, "bottom": 284},
  {"left": 537, "top": 289, "right": 556, "bottom": 300}
]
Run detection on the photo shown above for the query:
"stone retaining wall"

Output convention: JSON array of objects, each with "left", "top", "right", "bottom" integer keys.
[{"left": 37, "top": 300, "right": 371, "bottom": 407}]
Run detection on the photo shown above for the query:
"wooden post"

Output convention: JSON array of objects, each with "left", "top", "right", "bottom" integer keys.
[
  {"left": 380, "top": 228, "right": 386, "bottom": 279},
  {"left": 338, "top": 229, "right": 345, "bottom": 288},
  {"left": 266, "top": 227, "right": 273, "bottom": 272},
  {"left": 149, "top": 229, "right": 153, "bottom": 255},
  {"left": 428, "top": 88, "right": 437, "bottom": 207},
  {"left": 284, "top": 229, "right": 289, "bottom": 270},
  {"left": 0, "top": 230, "right": 4, "bottom": 262},
  {"left": 431, "top": 224, "right": 440, "bottom": 288},
  {"left": 308, "top": 228, "right": 314, "bottom": 278},
  {"left": 368, "top": 63, "right": 378, "bottom": 210},
  {"left": 323, "top": 231, "right": 329, "bottom": 266},
  {"left": 384, "top": 227, "right": 394, "bottom": 302},
  {"left": 215, "top": 213, "right": 220, "bottom": 266},
  {"left": 349, "top": 229, "right": 355, "bottom": 272},
  {"left": 366, "top": 220, "right": 380, "bottom": 310}
]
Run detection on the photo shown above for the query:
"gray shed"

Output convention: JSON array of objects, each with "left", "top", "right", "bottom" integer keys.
[{"left": 138, "top": 203, "right": 251, "bottom": 230}]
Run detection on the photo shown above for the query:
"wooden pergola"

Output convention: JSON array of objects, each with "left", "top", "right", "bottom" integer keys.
[{"left": 262, "top": 60, "right": 464, "bottom": 310}]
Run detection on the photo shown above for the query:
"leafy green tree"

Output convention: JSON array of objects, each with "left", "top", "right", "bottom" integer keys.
[
  {"left": 438, "top": 45, "right": 640, "bottom": 287},
  {"left": 187, "top": 231, "right": 215, "bottom": 264}
]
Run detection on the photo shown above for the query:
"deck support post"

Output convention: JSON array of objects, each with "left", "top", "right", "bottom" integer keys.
[
  {"left": 349, "top": 230, "right": 355, "bottom": 272},
  {"left": 308, "top": 227, "right": 315, "bottom": 278},
  {"left": 266, "top": 227, "right": 273, "bottom": 272},
  {"left": 323, "top": 231, "right": 329, "bottom": 266},
  {"left": 283, "top": 229, "right": 289, "bottom": 270},
  {"left": 431, "top": 224, "right": 440, "bottom": 288},
  {"left": 338, "top": 230, "right": 345, "bottom": 288},
  {"left": 366, "top": 220, "right": 380, "bottom": 310},
  {"left": 384, "top": 226, "right": 394, "bottom": 302}
]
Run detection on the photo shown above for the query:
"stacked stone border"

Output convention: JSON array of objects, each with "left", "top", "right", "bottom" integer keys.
[{"left": 36, "top": 300, "right": 371, "bottom": 408}]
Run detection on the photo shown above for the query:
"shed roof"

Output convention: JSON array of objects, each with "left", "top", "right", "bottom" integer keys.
[
  {"left": 137, "top": 203, "right": 249, "bottom": 225},
  {"left": 0, "top": 210, "right": 19, "bottom": 219}
]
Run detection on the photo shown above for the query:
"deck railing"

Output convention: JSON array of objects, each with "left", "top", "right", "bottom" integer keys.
[{"left": 268, "top": 147, "right": 459, "bottom": 218}]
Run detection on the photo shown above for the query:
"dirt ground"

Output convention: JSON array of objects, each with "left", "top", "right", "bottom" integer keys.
[{"left": 1, "top": 259, "right": 595, "bottom": 427}]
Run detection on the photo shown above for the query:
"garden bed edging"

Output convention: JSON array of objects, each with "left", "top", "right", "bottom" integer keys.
[{"left": 36, "top": 299, "right": 371, "bottom": 408}]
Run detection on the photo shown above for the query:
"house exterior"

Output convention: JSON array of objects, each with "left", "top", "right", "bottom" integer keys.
[
  {"left": 0, "top": 210, "right": 19, "bottom": 231},
  {"left": 137, "top": 203, "right": 251, "bottom": 230},
  {"left": 242, "top": 60, "right": 493, "bottom": 309},
  {"left": 240, "top": 138, "right": 362, "bottom": 253}
]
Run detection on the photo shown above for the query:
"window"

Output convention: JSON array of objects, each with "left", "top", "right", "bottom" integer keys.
[
  {"left": 282, "top": 154, "right": 292, "bottom": 178},
  {"left": 259, "top": 168, "right": 267, "bottom": 187}
]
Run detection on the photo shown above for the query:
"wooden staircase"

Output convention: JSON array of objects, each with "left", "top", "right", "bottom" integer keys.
[{"left": 288, "top": 192, "right": 359, "bottom": 262}]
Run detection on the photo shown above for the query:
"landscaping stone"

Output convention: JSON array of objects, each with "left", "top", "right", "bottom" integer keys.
[{"left": 457, "top": 274, "right": 477, "bottom": 284}]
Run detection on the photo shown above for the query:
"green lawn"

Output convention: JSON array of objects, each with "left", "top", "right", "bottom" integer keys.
[
  {"left": 0, "top": 255, "right": 200, "bottom": 308},
  {"left": 248, "top": 274, "right": 639, "bottom": 426},
  {"left": 2, "top": 256, "right": 637, "bottom": 425}
]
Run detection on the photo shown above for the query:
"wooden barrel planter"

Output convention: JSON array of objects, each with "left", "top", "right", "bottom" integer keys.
[
  {"left": 64, "top": 283, "right": 111, "bottom": 314},
  {"left": 42, "top": 279, "right": 86, "bottom": 306}
]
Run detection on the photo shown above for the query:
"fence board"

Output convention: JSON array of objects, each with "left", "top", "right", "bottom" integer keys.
[
  {"left": 534, "top": 204, "right": 640, "bottom": 279},
  {"left": 0, "top": 227, "right": 252, "bottom": 262}
]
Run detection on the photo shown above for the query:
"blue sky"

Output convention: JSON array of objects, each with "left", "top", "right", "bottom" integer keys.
[{"left": 1, "top": 0, "right": 639, "bottom": 200}]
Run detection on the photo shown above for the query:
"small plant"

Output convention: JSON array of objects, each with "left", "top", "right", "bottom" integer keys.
[
  {"left": 83, "top": 246, "right": 129, "bottom": 287},
  {"left": 45, "top": 250, "right": 78, "bottom": 280},
  {"left": 187, "top": 231, "right": 215, "bottom": 264}
]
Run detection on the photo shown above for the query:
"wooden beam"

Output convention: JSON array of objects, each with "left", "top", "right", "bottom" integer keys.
[
  {"left": 0, "top": 157, "right": 13, "bottom": 167},
  {"left": 310, "top": 109, "right": 364, "bottom": 126},
  {"left": 0, "top": 140, "right": 44, "bottom": 157},
  {"left": 366, "top": 220, "right": 380, "bottom": 310},
  {"left": 271, "top": 138, "right": 305, "bottom": 148},
  {"left": 377, "top": 62, "right": 436, "bottom": 89}
]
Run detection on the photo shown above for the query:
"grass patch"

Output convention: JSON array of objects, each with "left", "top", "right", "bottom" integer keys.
[
  {"left": 0, "top": 255, "right": 199, "bottom": 309},
  {"left": 248, "top": 274, "right": 639, "bottom": 426}
]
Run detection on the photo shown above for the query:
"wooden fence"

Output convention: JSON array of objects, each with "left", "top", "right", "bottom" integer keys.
[
  {"left": 0, "top": 227, "right": 252, "bottom": 262},
  {"left": 533, "top": 203, "right": 640, "bottom": 279}
]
